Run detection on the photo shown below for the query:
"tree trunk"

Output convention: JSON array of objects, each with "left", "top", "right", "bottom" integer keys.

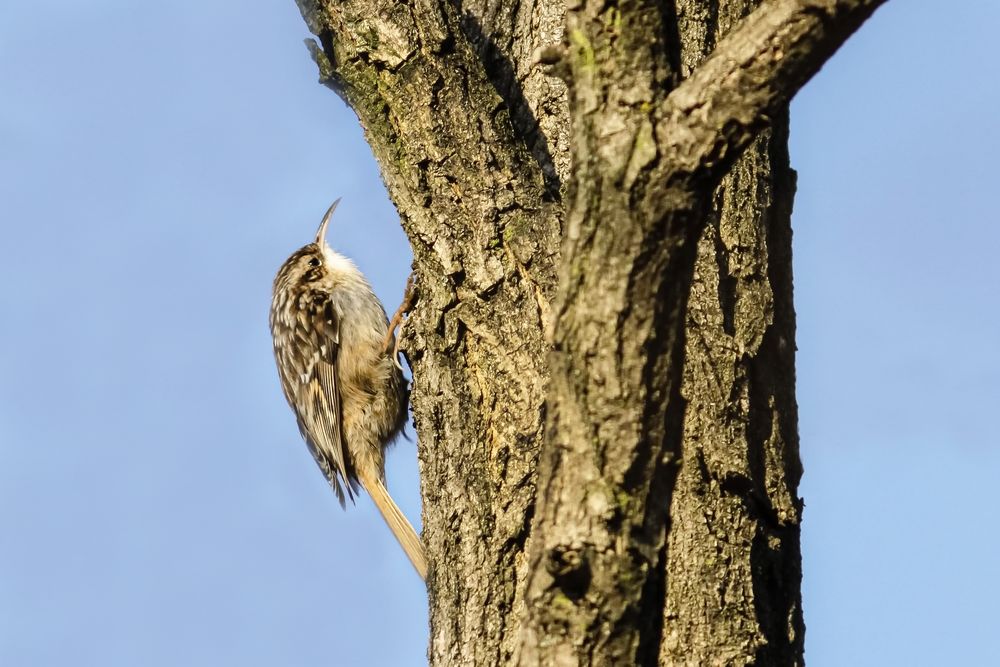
[
  {"left": 293, "top": 0, "right": 884, "bottom": 663},
  {"left": 659, "top": 3, "right": 804, "bottom": 664}
]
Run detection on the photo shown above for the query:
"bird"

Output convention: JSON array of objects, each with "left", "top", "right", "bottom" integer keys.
[{"left": 269, "top": 199, "right": 426, "bottom": 579}]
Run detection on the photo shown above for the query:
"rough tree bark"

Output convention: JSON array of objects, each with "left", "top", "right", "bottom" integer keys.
[
  {"left": 293, "top": 0, "right": 885, "bottom": 664},
  {"left": 659, "top": 4, "right": 802, "bottom": 664}
]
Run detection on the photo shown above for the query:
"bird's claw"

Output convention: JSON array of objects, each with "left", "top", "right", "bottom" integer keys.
[{"left": 384, "top": 273, "right": 416, "bottom": 370}]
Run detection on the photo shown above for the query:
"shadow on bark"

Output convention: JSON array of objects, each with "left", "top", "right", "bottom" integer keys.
[{"left": 457, "top": 10, "right": 562, "bottom": 200}]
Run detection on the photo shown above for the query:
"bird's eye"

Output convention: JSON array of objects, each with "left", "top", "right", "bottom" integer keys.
[{"left": 308, "top": 257, "right": 321, "bottom": 268}]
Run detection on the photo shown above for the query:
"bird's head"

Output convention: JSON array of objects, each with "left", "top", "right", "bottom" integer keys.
[{"left": 273, "top": 199, "right": 356, "bottom": 294}]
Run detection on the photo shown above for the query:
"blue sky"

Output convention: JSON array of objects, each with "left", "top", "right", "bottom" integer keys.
[{"left": 1, "top": 2, "right": 996, "bottom": 665}]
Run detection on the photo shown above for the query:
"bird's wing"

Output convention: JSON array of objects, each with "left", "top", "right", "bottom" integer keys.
[{"left": 292, "top": 291, "right": 358, "bottom": 505}]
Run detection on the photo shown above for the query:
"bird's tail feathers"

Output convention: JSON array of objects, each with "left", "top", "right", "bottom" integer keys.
[{"left": 362, "top": 472, "right": 427, "bottom": 580}]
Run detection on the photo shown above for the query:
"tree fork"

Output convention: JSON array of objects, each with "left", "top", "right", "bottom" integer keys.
[
  {"left": 520, "top": 1, "right": 884, "bottom": 663},
  {"left": 294, "top": 0, "right": 888, "bottom": 664}
]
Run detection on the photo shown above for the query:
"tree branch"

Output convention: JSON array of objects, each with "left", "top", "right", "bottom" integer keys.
[{"left": 653, "top": 0, "right": 889, "bottom": 194}]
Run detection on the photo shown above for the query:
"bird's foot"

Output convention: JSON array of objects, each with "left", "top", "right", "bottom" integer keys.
[{"left": 384, "top": 272, "right": 417, "bottom": 370}]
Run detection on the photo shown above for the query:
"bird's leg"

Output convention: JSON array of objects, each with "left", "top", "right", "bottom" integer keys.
[{"left": 384, "top": 272, "right": 416, "bottom": 369}]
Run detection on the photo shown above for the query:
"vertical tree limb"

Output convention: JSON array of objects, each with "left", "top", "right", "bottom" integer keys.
[{"left": 661, "top": 2, "right": 804, "bottom": 663}]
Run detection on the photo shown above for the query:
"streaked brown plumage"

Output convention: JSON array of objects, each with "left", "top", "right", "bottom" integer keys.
[{"left": 269, "top": 200, "right": 425, "bottom": 579}]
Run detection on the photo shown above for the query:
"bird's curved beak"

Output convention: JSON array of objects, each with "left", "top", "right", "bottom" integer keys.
[{"left": 315, "top": 198, "right": 341, "bottom": 248}]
